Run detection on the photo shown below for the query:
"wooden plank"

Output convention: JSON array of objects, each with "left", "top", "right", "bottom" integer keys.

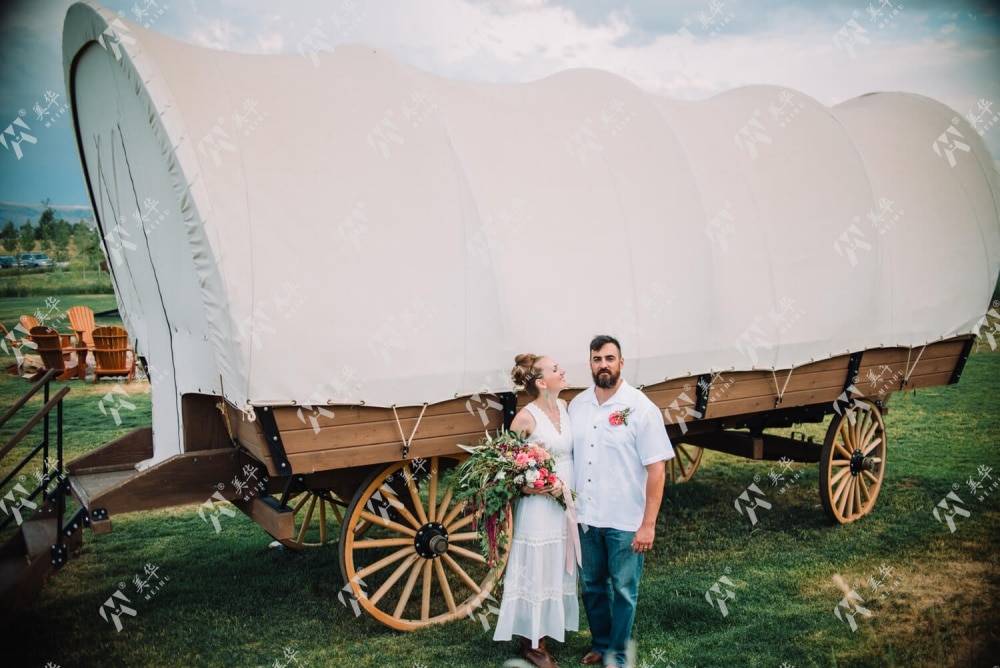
[
  {"left": 278, "top": 410, "right": 499, "bottom": 455},
  {"left": 271, "top": 395, "right": 489, "bottom": 432},
  {"left": 231, "top": 496, "right": 294, "bottom": 541},
  {"left": 286, "top": 434, "right": 481, "bottom": 473},
  {"left": 902, "top": 371, "right": 955, "bottom": 391},
  {"left": 182, "top": 394, "right": 235, "bottom": 452},
  {"left": 68, "top": 427, "right": 153, "bottom": 475},
  {"left": 72, "top": 448, "right": 244, "bottom": 516}
]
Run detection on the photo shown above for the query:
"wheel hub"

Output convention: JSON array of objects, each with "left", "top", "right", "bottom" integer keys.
[
  {"left": 414, "top": 522, "right": 449, "bottom": 559},
  {"left": 849, "top": 448, "right": 865, "bottom": 476}
]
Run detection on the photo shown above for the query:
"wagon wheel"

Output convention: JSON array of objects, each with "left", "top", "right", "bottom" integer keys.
[
  {"left": 339, "top": 455, "right": 509, "bottom": 630},
  {"left": 668, "top": 443, "right": 703, "bottom": 483},
  {"left": 819, "top": 400, "right": 886, "bottom": 524},
  {"left": 277, "top": 489, "right": 347, "bottom": 549}
]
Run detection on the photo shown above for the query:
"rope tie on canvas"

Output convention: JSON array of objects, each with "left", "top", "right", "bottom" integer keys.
[
  {"left": 771, "top": 368, "right": 794, "bottom": 407},
  {"left": 392, "top": 403, "right": 429, "bottom": 459},
  {"left": 902, "top": 345, "right": 927, "bottom": 388}
]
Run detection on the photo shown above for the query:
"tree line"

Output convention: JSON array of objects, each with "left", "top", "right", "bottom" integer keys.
[{"left": 0, "top": 201, "right": 103, "bottom": 267}]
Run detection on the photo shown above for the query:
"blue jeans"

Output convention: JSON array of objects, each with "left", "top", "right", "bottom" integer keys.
[{"left": 578, "top": 525, "right": 644, "bottom": 668}]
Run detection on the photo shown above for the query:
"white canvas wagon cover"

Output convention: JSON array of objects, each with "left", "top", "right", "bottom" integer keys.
[{"left": 63, "top": 3, "right": 999, "bottom": 460}]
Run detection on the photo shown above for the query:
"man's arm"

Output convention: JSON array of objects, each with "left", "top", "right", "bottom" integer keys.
[{"left": 633, "top": 460, "right": 666, "bottom": 553}]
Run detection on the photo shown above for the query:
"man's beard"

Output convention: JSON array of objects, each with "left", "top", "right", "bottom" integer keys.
[{"left": 593, "top": 368, "right": 620, "bottom": 389}]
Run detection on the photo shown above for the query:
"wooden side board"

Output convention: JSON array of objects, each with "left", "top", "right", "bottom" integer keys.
[{"left": 223, "top": 337, "right": 971, "bottom": 476}]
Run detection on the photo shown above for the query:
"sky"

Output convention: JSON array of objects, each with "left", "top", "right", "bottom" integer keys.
[{"left": 0, "top": 0, "right": 998, "bottom": 208}]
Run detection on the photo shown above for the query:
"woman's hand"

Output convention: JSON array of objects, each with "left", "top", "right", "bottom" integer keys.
[{"left": 521, "top": 478, "right": 563, "bottom": 497}]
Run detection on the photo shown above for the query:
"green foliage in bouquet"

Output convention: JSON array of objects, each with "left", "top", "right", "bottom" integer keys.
[{"left": 447, "top": 430, "right": 564, "bottom": 571}]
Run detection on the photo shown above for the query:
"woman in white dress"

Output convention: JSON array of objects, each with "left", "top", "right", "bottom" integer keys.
[{"left": 493, "top": 353, "right": 579, "bottom": 668}]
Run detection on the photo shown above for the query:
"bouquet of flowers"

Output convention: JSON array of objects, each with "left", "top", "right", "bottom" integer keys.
[{"left": 449, "top": 430, "right": 566, "bottom": 569}]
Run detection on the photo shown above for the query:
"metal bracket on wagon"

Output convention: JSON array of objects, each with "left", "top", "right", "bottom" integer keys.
[{"left": 256, "top": 406, "right": 293, "bottom": 475}]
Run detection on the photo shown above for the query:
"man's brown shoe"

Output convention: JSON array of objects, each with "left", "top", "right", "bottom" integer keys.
[{"left": 580, "top": 650, "right": 603, "bottom": 665}]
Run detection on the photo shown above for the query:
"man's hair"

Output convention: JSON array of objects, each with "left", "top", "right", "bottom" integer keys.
[{"left": 589, "top": 334, "right": 622, "bottom": 356}]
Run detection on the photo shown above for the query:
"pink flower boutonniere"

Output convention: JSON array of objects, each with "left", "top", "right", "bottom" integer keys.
[{"left": 609, "top": 407, "right": 633, "bottom": 426}]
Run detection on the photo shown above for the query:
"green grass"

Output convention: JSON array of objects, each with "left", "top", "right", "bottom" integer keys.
[
  {"left": 1, "top": 347, "right": 997, "bottom": 668},
  {"left": 0, "top": 265, "right": 114, "bottom": 298}
]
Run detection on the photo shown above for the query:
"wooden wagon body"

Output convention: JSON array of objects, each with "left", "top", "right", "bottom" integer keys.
[{"left": 58, "top": 1, "right": 999, "bottom": 629}]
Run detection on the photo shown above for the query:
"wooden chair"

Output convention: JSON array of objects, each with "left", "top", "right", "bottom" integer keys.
[
  {"left": 67, "top": 305, "right": 97, "bottom": 349},
  {"left": 92, "top": 325, "right": 135, "bottom": 382},
  {"left": 29, "top": 326, "right": 80, "bottom": 381},
  {"left": 19, "top": 315, "right": 40, "bottom": 339}
]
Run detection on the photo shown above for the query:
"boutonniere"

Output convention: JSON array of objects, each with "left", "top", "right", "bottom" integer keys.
[{"left": 609, "top": 407, "right": 633, "bottom": 426}]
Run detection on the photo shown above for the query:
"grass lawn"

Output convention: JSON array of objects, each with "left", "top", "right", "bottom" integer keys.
[{"left": 1, "top": 340, "right": 997, "bottom": 667}]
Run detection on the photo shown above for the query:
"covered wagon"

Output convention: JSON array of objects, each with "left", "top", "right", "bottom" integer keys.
[{"left": 56, "top": 0, "right": 1000, "bottom": 630}]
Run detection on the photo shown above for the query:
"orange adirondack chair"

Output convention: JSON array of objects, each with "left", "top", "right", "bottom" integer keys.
[
  {"left": 67, "top": 305, "right": 97, "bottom": 349},
  {"left": 29, "top": 326, "right": 80, "bottom": 381},
  {"left": 92, "top": 325, "right": 135, "bottom": 382},
  {"left": 19, "top": 314, "right": 40, "bottom": 337}
]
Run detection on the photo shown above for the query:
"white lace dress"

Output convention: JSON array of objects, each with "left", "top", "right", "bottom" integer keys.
[{"left": 493, "top": 401, "right": 579, "bottom": 646}]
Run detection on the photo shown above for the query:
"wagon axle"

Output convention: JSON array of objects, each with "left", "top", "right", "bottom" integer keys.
[
  {"left": 849, "top": 449, "right": 877, "bottom": 476},
  {"left": 414, "top": 522, "right": 449, "bottom": 558}
]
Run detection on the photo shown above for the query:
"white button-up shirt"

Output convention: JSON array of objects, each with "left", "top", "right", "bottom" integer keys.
[{"left": 569, "top": 380, "right": 674, "bottom": 532}]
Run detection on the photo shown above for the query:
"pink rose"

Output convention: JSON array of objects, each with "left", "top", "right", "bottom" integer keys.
[{"left": 609, "top": 414, "right": 623, "bottom": 426}]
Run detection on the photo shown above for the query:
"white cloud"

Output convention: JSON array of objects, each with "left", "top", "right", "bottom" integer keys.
[{"left": 940, "top": 22, "right": 958, "bottom": 33}]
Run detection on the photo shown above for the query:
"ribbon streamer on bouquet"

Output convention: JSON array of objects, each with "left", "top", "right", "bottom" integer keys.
[{"left": 561, "top": 483, "right": 582, "bottom": 573}]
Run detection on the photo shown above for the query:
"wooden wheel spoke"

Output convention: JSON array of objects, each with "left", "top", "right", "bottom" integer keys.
[
  {"left": 404, "top": 470, "right": 429, "bottom": 526},
  {"left": 296, "top": 495, "right": 318, "bottom": 543},
  {"left": 371, "top": 554, "right": 420, "bottom": 606},
  {"left": 831, "top": 458, "right": 852, "bottom": 467},
  {"left": 434, "top": 557, "right": 457, "bottom": 613},
  {"left": 441, "top": 497, "right": 467, "bottom": 527},
  {"left": 351, "top": 537, "right": 414, "bottom": 549},
  {"left": 447, "top": 531, "right": 480, "bottom": 542},
  {"left": 863, "top": 437, "right": 883, "bottom": 457},
  {"left": 391, "top": 559, "right": 425, "bottom": 619},
  {"left": 378, "top": 485, "right": 423, "bottom": 530},
  {"left": 445, "top": 512, "right": 476, "bottom": 533},
  {"left": 356, "top": 511, "right": 417, "bottom": 537},
  {"left": 447, "top": 543, "right": 488, "bottom": 564},
  {"left": 355, "top": 546, "right": 414, "bottom": 581},
  {"left": 836, "top": 477, "right": 853, "bottom": 516},
  {"left": 834, "top": 442, "right": 853, "bottom": 461},
  {"left": 427, "top": 457, "right": 440, "bottom": 522},
  {"left": 420, "top": 560, "right": 433, "bottom": 622},
  {"left": 436, "top": 487, "right": 454, "bottom": 523},
  {"left": 862, "top": 470, "right": 879, "bottom": 485},
  {"left": 442, "top": 553, "right": 482, "bottom": 593},
  {"left": 830, "top": 466, "right": 852, "bottom": 488}
]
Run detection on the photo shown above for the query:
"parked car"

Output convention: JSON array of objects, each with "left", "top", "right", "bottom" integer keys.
[
  {"left": 17, "top": 252, "right": 55, "bottom": 267},
  {"left": 0, "top": 255, "right": 16, "bottom": 268}
]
